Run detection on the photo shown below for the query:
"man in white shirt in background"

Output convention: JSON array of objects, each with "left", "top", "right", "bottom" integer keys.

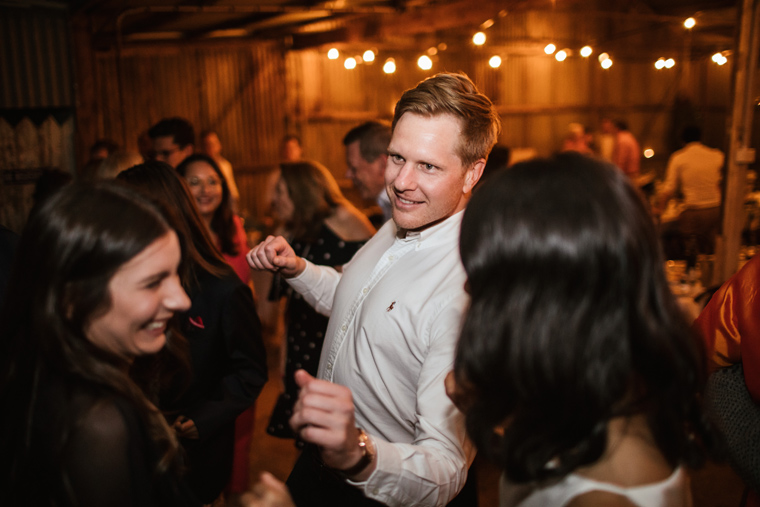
[
  {"left": 658, "top": 125, "right": 724, "bottom": 255},
  {"left": 201, "top": 130, "right": 240, "bottom": 213},
  {"left": 343, "top": 121, "right": 393, "bottom": 228},
  {"left": 247, "top": 72, "right": 500, "bottom": 507}
]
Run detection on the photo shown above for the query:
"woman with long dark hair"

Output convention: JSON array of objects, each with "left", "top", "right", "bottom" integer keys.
[
  {"left": 0, "top": 183, "right": 198, "bottom": 506},
  {"left": 177, "top": 153, "right": 251, "bottom": 285},
  {"left": 448, "top": 153, "right": 716, "bottom": 506},
  {"left": 118, "top": 161, "right": 268, "bottom": 503}
]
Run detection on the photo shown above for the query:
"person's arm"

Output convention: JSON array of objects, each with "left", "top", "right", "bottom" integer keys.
[
  {"left": 65, "top": 400, "right": 135, "bottom": 507},
  {"left": 183, "top": 281, "right": 268, "bottom": 439}
]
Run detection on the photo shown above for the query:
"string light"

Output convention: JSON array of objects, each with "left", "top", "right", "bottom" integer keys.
[
  {"left": 655, "top": 58, "right": 665, "bottom": 69},
  {"left": 489, "top": 55, "right": 502, "bottom": 68},
  {"left": 644, "top": 148, "right": 655, "bottom": 158},
  {"left": 363, "top": 50, "right": 375, "bottom": 62},
  {"left": 427, "top": 47, "right": 438, "bottom": 56},
  {"left": 383, "top": 58, "right": 396, "bottom": 74},
  {"left": 544, "top": 43, "right": 556, "bottom": 55},
  {"left": 344, "top": 57, "right": 357, "bottom": 69},
  {"left": 580, "top": 46, "right": 593, "bottom": 58},
  {"left": 684, "top": 17, "right": 696, "bottom": 29},
  {"left": 712, "top": 52, "right": 728, "bottom": 65},
  {"left": 601, "top": 58, "right": 613, "bottom": 69},
  {"left": 598, "top": 52, "right": 609, "bottom": 63},
  {"left": 417, "top": 55, "right": 433, "bottom": 70},
  {"left": 665, "top": 58, "right": 675, "bottom": 68},
  {"left": 327, "top": 48, "right": 339, "bottom": 60},
  {"left": 473, "top": 32, "right": 486, "bottom": 46},
  {"left": 555, "top": 50, "right": 567, "bottom": 62}
]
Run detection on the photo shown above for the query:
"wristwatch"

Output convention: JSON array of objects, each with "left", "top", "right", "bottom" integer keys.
[{"left": 336, "top": 428, "right": 375, "bottom": 477}]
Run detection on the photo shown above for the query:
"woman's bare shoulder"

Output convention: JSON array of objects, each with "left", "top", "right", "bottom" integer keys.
[{"left": 326, "top": 205, "right": 375, "bottom": 241}]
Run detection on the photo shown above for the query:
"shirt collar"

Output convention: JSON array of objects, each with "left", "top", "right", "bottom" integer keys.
[{"left": 394, "top": 210, "right": 464, "bottom": 249}]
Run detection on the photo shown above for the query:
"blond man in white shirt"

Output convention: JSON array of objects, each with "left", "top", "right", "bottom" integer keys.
[{"left": 247, "top": 73, "right": 500, "bottom": 507}]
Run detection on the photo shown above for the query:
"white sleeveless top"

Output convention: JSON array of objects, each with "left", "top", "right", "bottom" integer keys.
[{"left": 500, "top": 467, "right": 691, "bottom": 507}]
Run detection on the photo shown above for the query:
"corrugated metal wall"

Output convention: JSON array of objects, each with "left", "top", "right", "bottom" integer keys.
[{"left": 286, "top": 8, "right": 732, "bottom": 180}]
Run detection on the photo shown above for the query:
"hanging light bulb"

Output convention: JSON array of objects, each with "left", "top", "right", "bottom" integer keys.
[
  {"left": 580, "top": 46, "right": 593, "bottom": 58},
  {"left": 665, "top": 58, "right": 675, "bottom": 68},
  {"left": 489, "top": 55, "right": 502, "bottom": 68},
  {"left": 684, "top": 17, "right": 696, "bottom": 29},
  {"left": 383, "top": 58, "right": 396, "bottom": 74},
  {"left": 717, "top": 55, "right": 728, "bottom": 65},
  {"left": 417, "top": 55, "right": 433, "bottom": 70},
  {"left": 601, "top": 58, "right": 613, "bottom": 69},
  {"left": 363, "top": 50, "right": 375, "bottom": 62},
  {"left": 644, "top": 148, "right": 655, "bottom": 158},
  {"left": 544, "top": 43, "right": 556, "bottom": 55},
  {"left": 555, "top": 50, "right": 568, "bottom": 62},
  {"left": 344, "top": 57, "right": 357, "bottom": 70},
  {"left": 655, "top": 58, "right": 665, "bottom": 69},
  {"left": 598, "top": 52, "right": 609, "bottom": 62},
  {"left": 427, "top": 47, "right": 438, "bottom": 56},
  {"left": 473, "top": 32, "right": 486, "bottom": 46},
  {"left": 327, "top": 48, "right": 339, "bottom": 60}
]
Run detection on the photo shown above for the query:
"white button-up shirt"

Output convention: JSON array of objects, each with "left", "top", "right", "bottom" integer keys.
[{"left": 287, "top": 211, "right": 473, "bottom": 507}]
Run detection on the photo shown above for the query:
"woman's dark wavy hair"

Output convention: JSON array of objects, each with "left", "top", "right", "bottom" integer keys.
[
  {"left": 176, "top": 153, "right": 239, "bottom": 256},
  {"left": 0, "top": 183, "right": 187, "bottom": 502},
  {"left": 455, "top": 153, "right": 713, "bottom": 483},
  {"left": 117, "top": 160, "right": 233, "bottom": 288}
]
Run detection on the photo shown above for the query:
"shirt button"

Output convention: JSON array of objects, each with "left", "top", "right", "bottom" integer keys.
[
  {"left": 388, "top": 254, "right": 394, "bottom": 261},
  {"left": 341, "top": 324, "right": 347, "bottom": 331},
  {"left": 362, "top": 287, "right": 368, "bottom": 294},
  {"left": 326, "top": 363, "right": 333, "bottom": 371}
]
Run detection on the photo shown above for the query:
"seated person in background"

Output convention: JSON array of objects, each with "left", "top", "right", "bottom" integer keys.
[
  {"left": 118, "top": 162, "right": 268, "bottom": 503},
  {"left": 447, "top": 153, "right": 715, "bottom": 507},
  {"left": 149, "top": 117, "right": 195, "bottom": 168},
  {"left": 280, "top": 134, "right": 304, "bottom": 162},
  {"left": 266, "top": 160, "right": 374, "bottom": 441},
  {"left": 657, "top": 125, "right": 724, "bottom": 256},
  {"left": 0, "top": 182, "right": 199, "bottom": 506},
  {"left": 178, "top": 154, "right": 251, "bottom": 286}
]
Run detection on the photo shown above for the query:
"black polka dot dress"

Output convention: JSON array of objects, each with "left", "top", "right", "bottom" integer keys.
[{"left": 267, "top": 224, "right": 367, "bottom": 442}]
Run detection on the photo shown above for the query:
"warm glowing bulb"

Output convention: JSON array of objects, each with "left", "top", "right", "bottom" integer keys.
[
  {"left": 555, "top": 50, "right": 567, "bottom": 62},
  {"left": 665, "top": 58, "right": 675, "bottom": 68},
  {"left": 644, "top": 148, "right": 655, "bottom": 158},
  {"left": 383, "top": 58, "right": 396, "bottom": 74},
  {"left": 418, "top": 55, "right": 433, "bottom": 70},
  {"left": 489, "top": 55, "right": 502, "bottom": 68},
  {"left": 344, "top": 57, "right": 357, "bottom": 70},
  {"left": 601, "top": 58, "right": 613, "bottom": 69},
  {"left": 544, "top": 43, "right": 556, "bottom": 55},
  {"left": 655, "top": 58, "right": 665, "bottom": 69},
  {"left": 712, "top": 52, "right": 721, "bottom": 62},
  {"left": 427, "top": 47, "right": 438, "bottom": 56},
  {"left": 684, "top": 17, "right": 696, "bottom": 29},
  {"left": 327, "top": 48, "right": 339, "bottom": 60},
  {"left": 598, "top": 52, "right": 609, "bottom": 62},
  {"left": 718, "top": 55, "right": 728, "bottom": 66},
  {"left": 473, "top": 32, "right": 486, "bottom": 46},
  {"left": 580, "top": 46, "right": 593, "bottom": 58},
  {"left": 363, "top": 50, "right": 375, "bottom": 62}
]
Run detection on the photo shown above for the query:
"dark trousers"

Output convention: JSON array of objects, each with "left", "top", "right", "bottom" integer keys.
[{"left": 286, "top": 445, "right": 479, "bottom": 507}]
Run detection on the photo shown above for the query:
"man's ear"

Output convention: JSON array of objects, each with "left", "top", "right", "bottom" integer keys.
[{"left": 463, "top": 159, "right": 485, "bottom": 194}]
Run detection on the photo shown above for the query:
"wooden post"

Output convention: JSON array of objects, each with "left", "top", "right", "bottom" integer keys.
[
  {"left": 70, "top": 15, "right": 98, "bottom": 173},
  {"left": 715, "top": 0, "right": 760, "bottom": 284}
]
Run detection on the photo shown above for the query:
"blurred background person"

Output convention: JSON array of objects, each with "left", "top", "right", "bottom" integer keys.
[
  {"left": 280, "top": 135, "right": 303, "bottom": 162},
  {"left": 118, "top": 162, "right": 268, "bottom": 503},
  {"left": 265, "top": 160, "right": 374, "bottom": 441},
  {"left": 448, "top": 154, "right": 716, "bottom": 506},
  {"left": 177, "top": 153, "right": 250, "bottom": 286},
  {"left": 0, "top": 183, "right": 198, "bottom": 506},
  {"left": 201, "top": 130, "right": 240, "bottom": 213},
  {"left": 611, "top": 119, "right": 641, "bottom": 179},
  {"left": 342, "top": 120, "right": 392, "bottom": 228},
  {"left": 96, "top": 150, "right": 143, "bottom": 180},
  {"left": 149, "top": 117, "right": 195, "bottom": 168}
]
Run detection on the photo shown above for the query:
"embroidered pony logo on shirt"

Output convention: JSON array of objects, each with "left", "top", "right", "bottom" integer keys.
[{"left": 387, "top": 301, "right": 395, "bottom": 312}]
